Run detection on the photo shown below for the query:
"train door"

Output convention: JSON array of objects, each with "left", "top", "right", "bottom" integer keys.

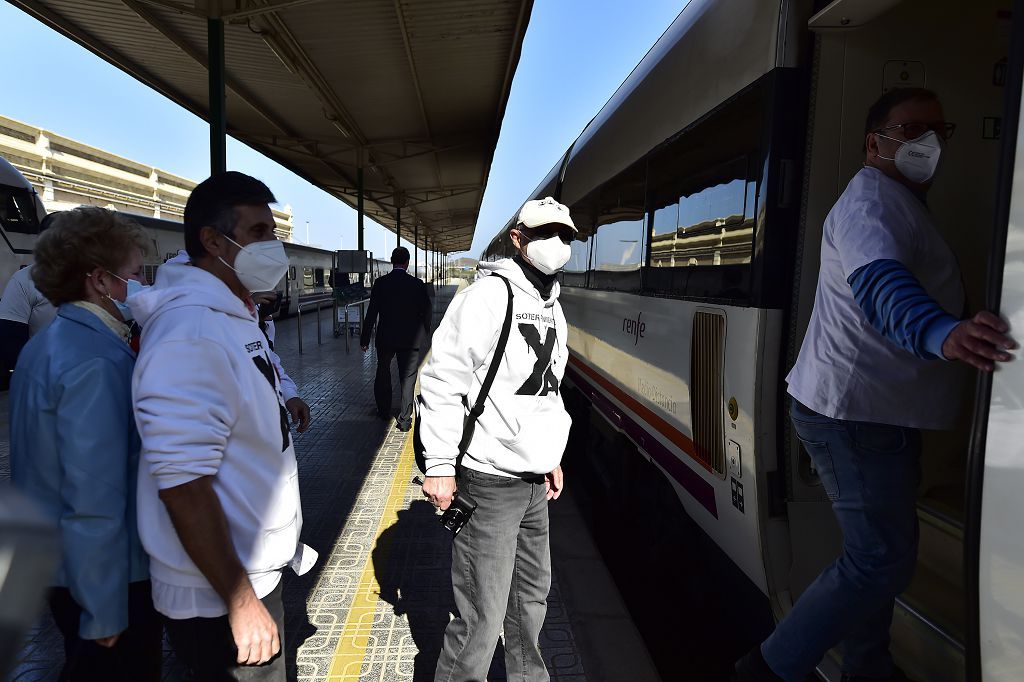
[
  {"left": 785, "top": 1, "right": 1016, "bottom": 679},
  {"left": 976, "top": 4, "right": 1024, "bottom": 679}
]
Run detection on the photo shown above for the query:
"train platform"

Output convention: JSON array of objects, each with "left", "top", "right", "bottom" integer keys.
[{"left": 1, "top": 283, "right": 660, "bottom": 682}]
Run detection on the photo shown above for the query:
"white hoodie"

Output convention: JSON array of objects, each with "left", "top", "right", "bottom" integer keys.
[
  {"left": 128, "top": 263, "right": 301, "bottom": 618},
  {"left": 418, "top": 258, "right": 571, "bottom": 478}
]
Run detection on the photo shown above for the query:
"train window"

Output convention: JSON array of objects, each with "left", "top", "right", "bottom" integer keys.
[
  {"left": 644, "top": 85, "right": 762, "bottom": 302},
  {"left": 560, "top": 237, "right": 591, "bottom": 288},
  {"left": 314, "top": 268, "right": 325, "bottom": 287},
  {"left": 650, "top": 157, "right": 755, "bottom": 269},
  {"left": 0, "top": 187, "right": 40, "bottom": 234},
  {"left": 303, "top": 266, "right": 313, "bottom": 287},
  {"left": 570, "top": 159, "right": 646, "bottom": 292},
  {"left": 289, "top": 266, "right": 296, "bottom": 281}
]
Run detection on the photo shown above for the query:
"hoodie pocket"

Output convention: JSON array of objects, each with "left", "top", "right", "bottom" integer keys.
[{"left": 488, "top": 408, "right": 571, "bottom": 475}]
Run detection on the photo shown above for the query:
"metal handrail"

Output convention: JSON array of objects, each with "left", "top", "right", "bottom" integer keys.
[
  {"left": 296, "top": 297, "right": 334, "bottom": 354},
  {"left": 342, "top": 297, "right": 371, "bottom": 353}
]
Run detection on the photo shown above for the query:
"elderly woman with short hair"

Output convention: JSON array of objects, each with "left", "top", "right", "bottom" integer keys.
[{"left": 9, "top": 207, "right": 161, "bottom": 681}]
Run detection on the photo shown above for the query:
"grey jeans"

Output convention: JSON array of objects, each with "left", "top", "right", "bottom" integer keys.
[{"left": 434, "top": 467, "right": 551, "bottom": 682}]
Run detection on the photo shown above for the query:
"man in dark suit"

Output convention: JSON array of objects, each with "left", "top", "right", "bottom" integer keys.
[{"left": 361, "top": 247, "right": 432, "bottom": 431}]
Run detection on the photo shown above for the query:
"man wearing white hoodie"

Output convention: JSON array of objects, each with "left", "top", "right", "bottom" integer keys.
[
  {"left": 129, "top": 172, "right": 304, "bottom": 680},
  {"left": 419, "top": 197, "right": 575, "bottom": 682}
]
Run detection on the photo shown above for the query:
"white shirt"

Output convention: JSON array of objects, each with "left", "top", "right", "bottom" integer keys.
[
  {"left": 0, "top": 266, "right": 56, "bottom": 335},
  {"left": 787, "top": 167, "right": 967, "bottom": 429}
]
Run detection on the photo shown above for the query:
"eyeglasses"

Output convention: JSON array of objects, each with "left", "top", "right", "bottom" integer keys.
[
  {"left": 874, "top": 121, "right": 957, "bottom": 141},
  {"left": 516, "top": 226, "right": 575, "bottom": 245}
]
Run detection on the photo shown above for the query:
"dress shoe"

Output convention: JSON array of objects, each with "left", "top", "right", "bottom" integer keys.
[
  {"left": 396, "top": 418, "right": 412, "bottom": 432},
  {"left": 841, "top": 667, "right": 914, "bottom": 682}
]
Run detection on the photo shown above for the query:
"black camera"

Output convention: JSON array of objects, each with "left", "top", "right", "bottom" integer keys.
[{"left": 440, "top": 491, "right": 477, "bottom": 535}]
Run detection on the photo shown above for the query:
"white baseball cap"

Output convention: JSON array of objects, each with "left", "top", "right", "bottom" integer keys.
[{"left": 516, "top": 197, "right": 576, "bottom": 232}]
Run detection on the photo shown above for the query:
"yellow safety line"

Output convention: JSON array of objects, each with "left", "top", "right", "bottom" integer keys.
[{"left": 327, "top": 430, "right": 417, "bottom": 680}]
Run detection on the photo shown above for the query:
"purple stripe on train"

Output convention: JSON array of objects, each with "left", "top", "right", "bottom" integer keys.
[{"left": 565, "top": 365, "right": 719, "bottom": 519}]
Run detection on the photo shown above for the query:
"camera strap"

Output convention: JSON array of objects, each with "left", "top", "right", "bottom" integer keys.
[{"left": 455, "top": 274, "right": 514, "bottom": 465}]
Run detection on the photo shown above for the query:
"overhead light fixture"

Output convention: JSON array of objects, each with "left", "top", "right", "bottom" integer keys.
[
  {"left": 329, "top": 118, "right": 351, "bottom": 139},
  {"left": 259, "top": 32, "right": 297, "bottom": 75}
]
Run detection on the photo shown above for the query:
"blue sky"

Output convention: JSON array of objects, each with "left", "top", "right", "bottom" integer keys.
[{"left": 0, "top": 0, "right": 684, "bottom": 260}]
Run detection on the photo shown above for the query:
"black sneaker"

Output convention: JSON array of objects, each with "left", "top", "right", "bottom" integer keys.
[
  {"left": 396, "top": 419, "right": 412, "bottom": 432},
  {"left": 734, "top": 647, "right": 785, "bottom": 682}
]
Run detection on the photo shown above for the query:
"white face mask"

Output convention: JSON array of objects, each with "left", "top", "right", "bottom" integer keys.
[
  {"left": 220, "top": 236, "right": 290, "bottom": 292},
  {"left": 876, "top": 130, "right": 942, "bottom": 184},
  {"left": 523, "top": 234, "right": 571, "bottom": 275}
]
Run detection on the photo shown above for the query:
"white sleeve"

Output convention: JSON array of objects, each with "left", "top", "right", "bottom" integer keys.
[
  {"left": 417, "top": 281, "right": 503, "bottom": 476},
  {"left": 269, "top": 346, "right": 299, "bottom": 402},
  {"left": 833, "top": 194, "right": 918, "bottom": 279},
  {"left": 0, "top": 271, "right": 33, "bottom": 323},
  {"left": 133, "top": 339, "right": 239, "bottom": 489}
]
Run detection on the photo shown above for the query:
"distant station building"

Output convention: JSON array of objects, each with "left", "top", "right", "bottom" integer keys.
[{"left": 0, "top": 114, "right": 294, "bottom": 241}]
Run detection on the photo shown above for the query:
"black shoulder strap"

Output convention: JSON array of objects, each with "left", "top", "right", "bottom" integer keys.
[
  {"left": 457, "top": 274, "right": 513, "bottom": 455},
  {"left": 471, "top": 274, "right": 514, "bottom": 417}
]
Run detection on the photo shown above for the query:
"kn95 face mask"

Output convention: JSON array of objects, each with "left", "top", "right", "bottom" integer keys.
[
  {"left": 523, "top": 234, "right": 571, "bottom": 275},
  {"left": 221, "top": 236, "right": 290, "bottom": 292},
  {"left": 876, "top": 130, "right": 942, "bottom": 184}
]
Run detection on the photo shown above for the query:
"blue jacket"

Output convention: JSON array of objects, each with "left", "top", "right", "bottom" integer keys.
[{"left": 9, "top": 304, "right": 148, "bottom": 639}]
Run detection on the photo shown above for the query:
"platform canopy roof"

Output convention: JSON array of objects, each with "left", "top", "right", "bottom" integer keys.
[{"left": 9, "top": 0, "right": 534, "bottom": 253}]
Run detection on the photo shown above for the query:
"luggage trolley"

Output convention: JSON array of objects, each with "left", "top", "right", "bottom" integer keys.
[{"left": 331, "top": 250, "right": 372, "bottom": 348}]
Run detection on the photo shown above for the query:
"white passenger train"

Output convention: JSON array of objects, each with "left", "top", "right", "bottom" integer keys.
[
  {"left": 483, "top": 1, "right": 1024, "bottom": 679},
  {"left": 0, "top": 155, "right": 399, "bottom": 317}
]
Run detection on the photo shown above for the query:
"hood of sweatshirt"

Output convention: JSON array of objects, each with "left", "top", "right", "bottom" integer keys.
[
  {"left": 127, "top": 263, "right": 254, "bottom": 329},
  {"left": 475, "top": 258, "right": 560, "bottom": 308}
]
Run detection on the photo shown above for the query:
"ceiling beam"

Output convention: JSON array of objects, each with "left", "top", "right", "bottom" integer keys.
[
  {"left": 256, "top": 11, "right": 430, "bottom": 230},
  {"left": 224, "top": 0, "right": 328, "bottom": 22},
  {"left": 128, "top": 0, "right": 205, "bottom": 18},
  {"left": 393, "top": 0, "right": 449, "bottom": 224},
  {"left": 122, "top": 0, "right": 295, "bottom": 139}
]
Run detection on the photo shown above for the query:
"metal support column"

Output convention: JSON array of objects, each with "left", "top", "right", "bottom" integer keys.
[
  {"left": 208, "top": 10, "right": 226, "bottom": 174},
  {"left": 357, "top": 148, "right": 365, "bottom": 286},
  {"left": 396, "top": 193, "right": 402, "bottom": 247},
  {"left": 414, "top": 224, "right": 419, "bottom": 278}
]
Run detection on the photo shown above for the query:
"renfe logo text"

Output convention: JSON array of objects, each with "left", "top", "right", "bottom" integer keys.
[{"left": 622, "top": 311, "right": 645, "bottom": 346}]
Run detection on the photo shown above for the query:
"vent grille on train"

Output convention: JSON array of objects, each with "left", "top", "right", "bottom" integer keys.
[{"left": 690, "top": 310, "right": 726, "bottom": 476}]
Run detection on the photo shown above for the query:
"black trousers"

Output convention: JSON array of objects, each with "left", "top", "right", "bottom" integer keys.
[
  {"left": 48, "top": 579, "right": 162, "bottom": 682},
  {"left": 375, "top": 346, "right": 419, "bottom": 424},
  {"left": 163, "top": 581, "right": 286, "bottom": 682}
]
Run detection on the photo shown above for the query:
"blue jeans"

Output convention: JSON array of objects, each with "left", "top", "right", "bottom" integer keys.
[{"left": 762, "top": 401, "right": 921, "bottom": 681}]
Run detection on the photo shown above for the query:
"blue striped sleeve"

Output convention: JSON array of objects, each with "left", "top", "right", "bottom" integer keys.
[{"left": 848, "top": 259, "right": 961, "bottom": 360}]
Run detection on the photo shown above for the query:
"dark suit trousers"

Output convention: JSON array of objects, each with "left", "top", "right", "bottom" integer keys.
[
  {"left": 48, "top": 580, "right": 163, "bottom": 682},
  {"left": 375, "top": 346, "right": 419, "bottom": 424},
  {"left": 162, "top": 581, "right": 286, "bottom": 681}
]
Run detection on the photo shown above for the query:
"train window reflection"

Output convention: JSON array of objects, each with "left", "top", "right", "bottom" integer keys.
[
  {"left": 642, "top": 83, "right": 762, "bottom": 302},
  {"left": 571, "top": 159, "right": 646, "bottom": 292},
  {"left": 590, "top": 218, "right": 644, "bottom": 290},
  {"left": 561, "top": 236, "right": 591, "bottom": 288},
  {"left": 650, "top": 158, "right": 755, "bottom": 269},
  {"left": 303, "top": 266, "right": 314, "bottom": 287}
]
